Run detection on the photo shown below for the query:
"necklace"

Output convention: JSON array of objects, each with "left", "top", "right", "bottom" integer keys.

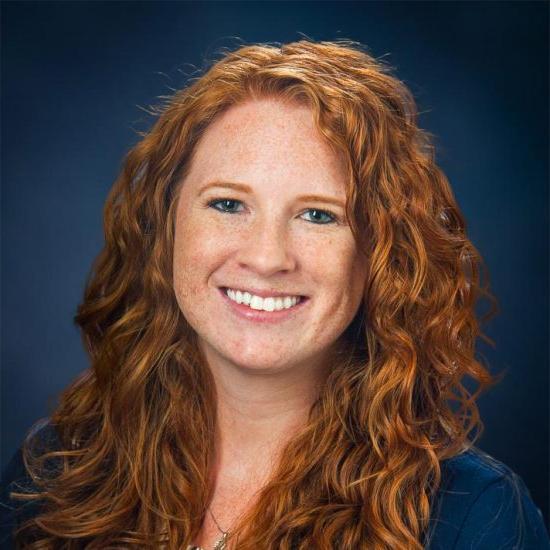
[
  {"left": 187, "top": 507, "right": 229, "bottom": 550},
  {"left": 208, "top": 507, "right": 229, "bottom": 550}
]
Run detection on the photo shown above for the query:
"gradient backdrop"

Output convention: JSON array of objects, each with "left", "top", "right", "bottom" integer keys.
[{"left": 2, "top": 0, "right": 548, "bottom": 523}]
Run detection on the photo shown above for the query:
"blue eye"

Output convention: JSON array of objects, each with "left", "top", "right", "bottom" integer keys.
[
  {"left": 301, "top": 209, "right": 337, "bottom": 225},
  {"left": 207, "top": 198, "right": 338, "bottom": 225},
  {"left": 208, "top": 198, "right": 244, "bottom": 213}
]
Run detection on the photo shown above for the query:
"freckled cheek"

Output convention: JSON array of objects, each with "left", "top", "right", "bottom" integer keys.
[
  {"left": 307, "top": 240, "right": 361, "bottom": 296},
  {"left": 173, "top": 222, "right": 223, "bottom": 299}
]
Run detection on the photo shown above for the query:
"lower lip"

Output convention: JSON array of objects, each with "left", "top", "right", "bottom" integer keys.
[{"left": 219, "top": 288, "right": 310, "bottom": 324}]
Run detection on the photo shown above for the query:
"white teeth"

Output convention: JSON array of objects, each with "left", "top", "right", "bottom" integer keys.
[{"left": 225, "top": 288, "right": 301, "bottom": 311}]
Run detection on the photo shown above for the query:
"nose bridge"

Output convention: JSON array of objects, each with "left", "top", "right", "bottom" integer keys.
[{"left": 238, "top": 208, "right": 296, "bottom": 274}]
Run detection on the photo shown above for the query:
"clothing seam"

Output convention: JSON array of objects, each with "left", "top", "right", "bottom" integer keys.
[{"left": 451, "top": 473, "right": 508, "bottom": 550}]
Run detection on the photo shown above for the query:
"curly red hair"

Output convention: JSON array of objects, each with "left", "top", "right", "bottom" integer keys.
[{"left": 13, "top": 39, "right": 499, "bottom": 549}]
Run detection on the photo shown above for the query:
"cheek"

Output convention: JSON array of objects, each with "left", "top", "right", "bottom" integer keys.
[
  {"left": 309, "top": 236, "right": 365, "bottom": 299},
  {"left": 173, "top": 215, "right": 218, "bottom": 300},
  {"left": 304, "top": 246, "right": 366, "bottom": 350}
]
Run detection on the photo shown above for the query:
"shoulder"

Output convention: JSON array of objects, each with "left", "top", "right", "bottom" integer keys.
[
  {"left": 0, "top": 419, "right": 61, "bottom": 548},
  {"left": 426, "top": 446, "right": 550, "bottom": 549}
]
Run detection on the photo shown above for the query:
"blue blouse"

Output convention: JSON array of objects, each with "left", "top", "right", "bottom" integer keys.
[
  {"left": 424, "top": 446, "right": 549, "bottom": 549},
  {"left": 1, "top": 423, "right": 549, "bottom": 549}
]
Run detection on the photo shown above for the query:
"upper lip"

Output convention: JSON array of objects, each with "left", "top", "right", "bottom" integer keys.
[{"left": 221, "top": 286, "right": 307, "bottom": 298}]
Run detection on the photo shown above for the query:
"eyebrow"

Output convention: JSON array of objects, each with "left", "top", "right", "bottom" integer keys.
[{"left": 198, "top": 180, "right": 346, "bottom": 208}]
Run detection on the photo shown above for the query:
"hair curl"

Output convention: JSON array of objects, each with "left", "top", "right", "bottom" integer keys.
[{"left": 13, "top": 39, "right": 499, "bottom": 549}]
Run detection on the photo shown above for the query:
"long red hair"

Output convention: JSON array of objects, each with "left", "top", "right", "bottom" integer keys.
[{"left": 13, "top": 39, "right": 499, "bottom": 549}]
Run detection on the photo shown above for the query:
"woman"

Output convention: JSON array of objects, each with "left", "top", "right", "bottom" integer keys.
[{"left": 1, "top": 39, "right": 548, "bottom": 549}]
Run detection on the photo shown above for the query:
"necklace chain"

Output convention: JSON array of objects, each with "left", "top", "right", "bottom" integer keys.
[
  {"left": 208, "top": 506, "right": 227, "bottom": 535},
  {"left": 208, "top": 506, "right": 228, "bottom": 550},
  {"left": 186, "top": 507, "right": 228, "bottom": 550}
]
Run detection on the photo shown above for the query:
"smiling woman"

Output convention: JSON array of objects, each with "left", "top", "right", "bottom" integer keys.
[
  {"left": 173, "top": 98, "right": 367, "bottom": 379},
  {"left": 1, "top": 39, "right": 549, "bottom": 550}
]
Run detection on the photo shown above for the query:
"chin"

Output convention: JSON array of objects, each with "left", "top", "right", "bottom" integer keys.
[
  {"left": 227, "top": 354, "right": 291, "bottom": 373},
  {"left": 220, "top": 346, "right": 306, "bottom": 374}
]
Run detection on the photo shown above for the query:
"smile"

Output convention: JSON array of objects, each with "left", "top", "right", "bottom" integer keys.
[
  {"left": 224, "top": 287, "right": 302, "bottom": 311},
  {"left": 219, "top": 287, "right": 309, "bottom": 323}
]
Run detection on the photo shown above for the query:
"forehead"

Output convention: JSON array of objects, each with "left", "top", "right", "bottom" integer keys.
[{"left": 184, "top": 98, "right": 348, "bottom": 197}]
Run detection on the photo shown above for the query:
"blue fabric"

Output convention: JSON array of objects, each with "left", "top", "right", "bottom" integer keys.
[
  {"left": 425, "top": 446, "right": 550, "bottom": 549},
  {"left": 1, "top": 422, "right": 549, "bottom": 549}
]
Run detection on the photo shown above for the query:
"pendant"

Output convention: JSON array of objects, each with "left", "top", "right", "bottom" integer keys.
[
  {"left": 186, "top": 531, "right": 227, "bottom": 550},
  {"left": 213, "top": 532, "right": 228, "bottom": 550}
]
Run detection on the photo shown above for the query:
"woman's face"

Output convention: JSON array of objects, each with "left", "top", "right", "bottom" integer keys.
[{"left": 173, "top": 98, "right": 367, "bottom": 376}]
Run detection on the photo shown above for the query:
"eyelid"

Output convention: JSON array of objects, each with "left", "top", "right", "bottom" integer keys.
[
  {"left": 205, "top": 196, "right": 340, "bottom": 224},
  {"left": 206, "top": 197, "right": 245, "bottom": 213}
]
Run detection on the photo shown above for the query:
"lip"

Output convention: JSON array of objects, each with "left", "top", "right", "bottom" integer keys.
[
  {"left": 219, "top": 287, "right": 310, "bottom": 324},
  {"left": 220, "top": 286, "right": 306, "bottom": 299}
]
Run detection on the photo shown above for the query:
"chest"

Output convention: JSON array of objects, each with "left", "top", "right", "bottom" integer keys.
[{"left": 189, "top": 484, "right": 262, "bottom": 550}]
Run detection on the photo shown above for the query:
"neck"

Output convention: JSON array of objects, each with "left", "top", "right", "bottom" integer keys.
[
  {"left": 202, "top": 349, "right": 332, "bottom": 483},
  {"left": 216, "top": 366, "right": 322, "bottom": 452}
]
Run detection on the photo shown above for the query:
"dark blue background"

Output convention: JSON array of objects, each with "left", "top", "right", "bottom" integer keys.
[{"left": 2, "top": 0, "right": 548, "bottom": 523}]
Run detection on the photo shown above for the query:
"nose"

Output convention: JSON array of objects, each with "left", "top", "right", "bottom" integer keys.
[{"left": 235, "top": 216, "right": 297, "bottom": 276}]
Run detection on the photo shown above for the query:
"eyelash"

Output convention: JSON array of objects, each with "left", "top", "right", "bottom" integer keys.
[{"left": 206, "top": 197, "right": 339, "bottom": 225}]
